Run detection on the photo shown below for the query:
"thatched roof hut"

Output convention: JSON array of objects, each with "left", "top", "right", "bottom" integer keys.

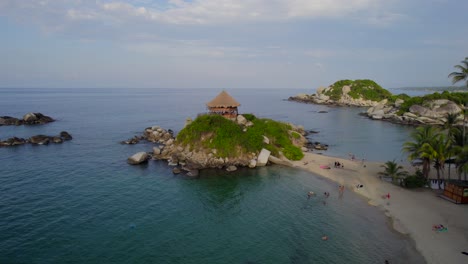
[{"left": 206, "top": 91, "right": 240, "bottom": 119}]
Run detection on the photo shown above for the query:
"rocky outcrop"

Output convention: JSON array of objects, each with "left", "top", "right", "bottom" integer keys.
[
  {"left": 121, "top": 136, "right": 142, "bottom": 145},
  {"left": 0, "top": 132, "right": 73, "bottom": 147},
  {"left": 124, "top": 122, "right": 317, "bottom": 175},
  {"left": 256, "top": 148, "right": 271, "bottom": 166},
  {"left": 0, "top": 113, "right": 55, "bottom": 126},
  {"left": 127, "top": 152, "right": 149, "bottom": 165},
  {"left": 289, "top": 83, "right": 466, "bottom": 127},
  {"left": 365, "top": 99, "right": 464, "bottom": 126},
  {"left": 268, "top": 155, "right": 292, "bottom": 166},
  {"left": 288, "top": 81, "right": 385, "bottom": 107}
]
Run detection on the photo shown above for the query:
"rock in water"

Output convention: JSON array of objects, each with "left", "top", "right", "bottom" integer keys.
[
  {"left": 248, "top": 159, "right": 257, "bottom": 168},
  {"left": 257, "top": 148, "right": 271, "bottom": 167},
  {"left": 127, "top": 152, "right": 149, "bottom": 165},
  {"left": 226, "top": 165, "right": 237, "bottom": 172},
  {"left": 29, "top": 135, "right": 50, "bottom": 145},
  {"left": 52, "top": 137, "right": 63, "bottom": 143},
  {"left": 23, "top": 113, "right": 38, "bottom": 122},
  {"left": 60, "top": 131, "right": 73, "bottom": 140}
]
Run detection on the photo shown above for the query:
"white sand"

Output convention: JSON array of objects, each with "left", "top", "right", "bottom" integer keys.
[{"left": 290, "top": 152, "right": 468, "bottom": 264}]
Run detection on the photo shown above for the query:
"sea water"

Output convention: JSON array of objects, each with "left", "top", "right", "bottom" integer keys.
[{"left": 0, "top": 88, "right": 425, "bottom": 263}]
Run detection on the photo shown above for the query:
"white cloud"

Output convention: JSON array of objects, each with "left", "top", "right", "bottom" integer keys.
[{"left": 0, "top": 0, "right": 402, "bottom": 26}]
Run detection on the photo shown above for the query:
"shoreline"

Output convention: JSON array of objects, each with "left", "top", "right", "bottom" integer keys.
[{"left": 290, "top": 152, "right": 468, "bottom": 264}]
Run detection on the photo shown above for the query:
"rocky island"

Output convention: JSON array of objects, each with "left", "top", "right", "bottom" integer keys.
[
  {"left": 126, "top": 91, "right": 314, "bottom": 176},
  {"left": 0, "top": 112, "right": 55, "bottom": 126},
  {"left": 289, "top": 79, "right": 467, "bottom": 126},
  {"left": 0, "top": 131, "right": 73, "bottom": 147}
]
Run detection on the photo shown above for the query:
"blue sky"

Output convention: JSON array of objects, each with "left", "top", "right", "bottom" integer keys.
[{"left": 1, "top": 0, "right": 467, "bottom": 89}]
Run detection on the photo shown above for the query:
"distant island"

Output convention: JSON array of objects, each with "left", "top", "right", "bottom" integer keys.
[{"left": 289, "top": 79, "right": 467, "bottom": 126}]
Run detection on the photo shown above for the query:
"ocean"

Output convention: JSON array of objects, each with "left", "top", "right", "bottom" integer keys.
[{"left": 0, "top": 88, "right": 424, "bottom": 263}]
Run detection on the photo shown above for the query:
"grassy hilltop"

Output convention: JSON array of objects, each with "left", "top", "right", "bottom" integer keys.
[{"left": 176, "top": 114, "right": 304, "bottom": 161}]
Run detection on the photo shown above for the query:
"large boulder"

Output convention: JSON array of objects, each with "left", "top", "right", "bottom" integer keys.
[
  {"left": 248, "top": 159, "right": 257, "bottom": 168},
  {"left": 127, "top": 152, "right": 149, "bottom": 165},
  {"left": 0, "top": 116, "right": 20, "bottom": 126},
  {"left": 394, "top": 99, "right": 404, "bottom": 108},
  {"left": 268, "top": 155, "right": 292, "bottom": 166},
  {"left": 60, "top": 131, "right": 73, "bottom": 140},
  {"left": 23, "top": 113, "right": 38, "bottom": 122},
  {"left": 236, "top": 115, "right": 247, "bottom": 125},
  {"left": 24, "top": 113, "right": 54, "bottom": 125},
  {"left": 226, "top": 165, "right": 237, "bottom": 172},
  {"left": 257, "top": 148, "right": 271, "bottom": 167}
]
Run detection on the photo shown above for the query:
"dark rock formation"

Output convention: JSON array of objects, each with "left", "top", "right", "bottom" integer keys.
[
  {"left": 60, "top": 131, "right": 73, "bottom": 140},
  {"left": 0, "top": 113, "right": 55, "bottom": 126},
  {"left": 0, "top": 132, "right": 73, "bottom": 147}
]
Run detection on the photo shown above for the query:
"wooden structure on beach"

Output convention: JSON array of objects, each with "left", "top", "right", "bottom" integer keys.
[
  {"left": 206, "top": 91, "right": 240, "bottom": 119},
  {"left": 442, "top": 181, "right": 468, "bottom": 204}
]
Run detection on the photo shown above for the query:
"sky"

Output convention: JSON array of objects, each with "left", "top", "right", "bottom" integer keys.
[{"left": 1, "top": 0, "right": 467, "bottom": 89}]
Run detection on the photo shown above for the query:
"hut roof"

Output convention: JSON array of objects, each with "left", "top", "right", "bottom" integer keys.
[{"left": 206, "top": 90, "right": 240, "bottom": 107}]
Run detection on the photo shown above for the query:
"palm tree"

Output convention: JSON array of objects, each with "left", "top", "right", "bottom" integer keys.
[
  {"left": 443, "top": 113, "right": 459, "bottom": 179},
  {"left": 448, "top": 57, "right": 468, "bottom": 87},
  {"left": 420, "top": 133, "right": 450, "bottom": 188},
  {"left": 455, "top": 145, "right": 468, "bottom": 180},
  {"left": 379, "top": 160, "right": 408, "bottom": 184},
  {"left": 403, "top": 126, "right": 439, "bottom": 179},
  {"left": 448, "top": 57, "right": 468, "bottom": 179}
]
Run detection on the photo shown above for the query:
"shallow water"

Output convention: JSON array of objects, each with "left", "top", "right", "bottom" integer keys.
[{"left": 0, "top": 88, "right": 425, "bottom": 263}]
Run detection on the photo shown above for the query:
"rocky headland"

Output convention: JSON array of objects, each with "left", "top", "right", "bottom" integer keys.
[
  {"left": 125, "top": 114, "right": 321, "bottom": 176},
  {"left": 0, "top": 131, "right": 73, "bottom": 147},
  {"left": 0, "top": 112, "right": 55, "bottom": 126},
  {"left": 289, "top": 79, "right": 467, "bottom": 126}
]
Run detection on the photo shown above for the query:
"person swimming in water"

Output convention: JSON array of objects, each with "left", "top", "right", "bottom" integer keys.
[{"left": 307, "top": 191, "right": 316, "bottom": 199}]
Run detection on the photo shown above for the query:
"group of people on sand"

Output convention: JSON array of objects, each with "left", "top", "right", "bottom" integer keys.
[
  {"left": 432, "top": 224, "right": 448, "bottom": 232},
  {"left": 334, "top": 161, "right": 344, "bottom": 168}
]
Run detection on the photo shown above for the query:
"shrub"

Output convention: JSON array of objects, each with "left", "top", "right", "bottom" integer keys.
[
  {"left": 242, "top": 113, "right": 256, "bottom": 121},
  {"left": 404, "top": 175, "right": 427, "bottom": 188},
  {"left": 282, "top": 145, "right": 304, "bottom": 160}
]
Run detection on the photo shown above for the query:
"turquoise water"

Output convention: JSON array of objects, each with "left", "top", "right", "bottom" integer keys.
[{"left": 0, "top": 88, "right": 424, "bottom": 263}]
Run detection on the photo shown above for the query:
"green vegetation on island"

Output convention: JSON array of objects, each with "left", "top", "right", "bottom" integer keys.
[
  {"left": 176, "top": 114, "right": 304, "bottom": 161},
  {"left": 396, "top": 91, "right": 468, "bottom": 115},
  {"left": 324, "top": 79, "right": 393, "bottom": 101}
]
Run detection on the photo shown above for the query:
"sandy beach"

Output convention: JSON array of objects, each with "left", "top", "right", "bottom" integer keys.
[{"left": 291, "top": 152, "right": 468, "bottom": 264}]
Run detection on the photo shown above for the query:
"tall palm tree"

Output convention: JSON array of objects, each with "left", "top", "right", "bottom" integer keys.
[
  {"left": 448, "top": 57, "right": 468, "bottom": 179},
  {"left": 448, "top": 57, "right": 468, "bottom": 88},
  {"left": 452, "top": 127, "right": 468, "bottom": 180},
  {"left": 455, "top": 145, "right": 468, "bottom": 180},
  {"left": 379, "top": 160, "right": 408, "bottom": 184},
  {"left": 403, "top": 126, "right": 439, "bottom": 179},
  {"left": 443, "top": 113, "right": 459, "bottom": 179},
  {"left": 420, "top": 133, "right": 450, "bottom": 188}
]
